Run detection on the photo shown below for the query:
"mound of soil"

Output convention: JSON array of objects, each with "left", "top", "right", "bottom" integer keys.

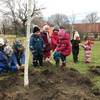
[
  {"left": 89, "top": 66, "right": 100, "bottom": 75},
  {"left": 0, "top": 67, "right": 100, "bottom": 100}
]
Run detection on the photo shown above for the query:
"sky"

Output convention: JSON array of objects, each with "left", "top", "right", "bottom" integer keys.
[
  {"left": 0, "top": 0, "right": 100, "bottom": 23},
  {"left": 38, "top": 0, "right": 100, "bottom": 21}
]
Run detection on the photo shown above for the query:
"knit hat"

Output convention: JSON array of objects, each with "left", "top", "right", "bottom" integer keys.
[
  {"left": 33, "top": 26, "right": 40, "bottom": 33},
  {"left": 53, "top": 26, "right": 59, "bottom": 32},
  {"left": 13, "top": 39, "right": 24, "bottom": 51}
]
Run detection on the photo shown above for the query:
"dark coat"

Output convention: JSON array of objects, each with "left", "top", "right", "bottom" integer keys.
[{"left": 30, "top": 34, "right": 45, "bottom": 56}]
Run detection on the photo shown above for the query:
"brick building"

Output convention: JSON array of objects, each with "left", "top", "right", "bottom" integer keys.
[{"left": 73, "top": 23, "right": 100, "bottom": 40}]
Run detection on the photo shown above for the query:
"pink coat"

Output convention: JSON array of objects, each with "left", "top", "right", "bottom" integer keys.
[
  {"left": 56, "top": 32, "right": 71, "bottom": 56},
  {"left": 51, "top": 32, "right": 59, "bottom": 51},
  {"left": 82, "top": 44, "right": 92, "bottom": 63}
]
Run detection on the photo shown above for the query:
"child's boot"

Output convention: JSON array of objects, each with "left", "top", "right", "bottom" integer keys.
[
  {"left": 60, "top": 62, "right": 66, "bottom": 71},
  {"left": 56, "top": 59, "right": 60, "bottom": 67},
  {"left": 33, "top": 60, "right": 38, "bottom": 67}
]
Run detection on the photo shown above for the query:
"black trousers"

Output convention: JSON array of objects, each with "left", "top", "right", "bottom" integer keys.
[
  {"left": 32, "top": 54, "right": 43, "bottom": 67},
  {"left": 72, "top": 46, "right": 79, "bottom": 63}
]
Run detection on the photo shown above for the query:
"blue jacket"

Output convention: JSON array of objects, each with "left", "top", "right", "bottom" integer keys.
[
  {"left": 14, "top": 51, "right": 25, "bottom": 66},
  {"left": 30, "top": 34, "right": 45, "bottom": 56},
  {"left": 0, "top": 51, "right": 9, "bottom": 73},
  {"left": 8, "top": 53, "right": 19, "bottom": 72},
  {"left": 0, "top": 50, "right": 19, "bottom": 73}
]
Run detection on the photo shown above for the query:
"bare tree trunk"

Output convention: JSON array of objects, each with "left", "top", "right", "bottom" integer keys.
[
  {"left": 14, "top": 22, "right": 18, "bottom": 36},
  {"left": 3, "top": 24, "right": 6, "bottom": 35},
  {"left": 24, "top": 0, "right": 31, "bottom": 87},
  {"left": 22, "top": 21, "right": 26, "bottom": 35}
]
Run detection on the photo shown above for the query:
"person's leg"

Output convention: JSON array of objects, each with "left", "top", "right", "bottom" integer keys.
[
  {"left": 45, "top": 51, "right": 51, "bottom": 61},
  {"left": 32, "top": 55, "right": 38, "bottom": 67},
  {"left": 0, "top": 66, "right": 9, "bottom": 74},
  {"left": 60, "top": 54, "right": 66, "bottom": 70},
  {"left": 76, "top": 46, "right": 79, "bottom": 62},
  {"left": 85, "top": 51, "right": 91, "bottom": 63},
  {"left": 55, "top": 59, "right": 60, "bottom": 67},
  {"left": 72, "top": 48, "right": 77, "bottom": 63},
  {"left": 17, "top": 59, "right": 21, "bottom": 66},
  {"left": 53, "top": 51, "right": 60, "bottom": 67},
  {"left": 39, "top": 55, "right": 43, "bottom": 66},
  {"left": 72, "top": 47, "right": 79, "bottom": 63}
]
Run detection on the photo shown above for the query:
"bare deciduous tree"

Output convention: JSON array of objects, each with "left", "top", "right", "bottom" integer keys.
[
  {"left": 83, "top": 12, "right": 99, "bottom": 23},
  {"left": 1, "top": 15, "right": 13, "bottom": 35},
  {"left": 0, "top": 0, "right": 44, "bottom": 35},
  {"left": 31, "top": 16, "right": 45, "bottom": 27},
  {"left": 48, "top": 13, "right": 69, "bottom": 27}
]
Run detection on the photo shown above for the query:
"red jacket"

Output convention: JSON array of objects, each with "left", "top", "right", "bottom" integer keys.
[
  {"left": 51, "top": 32, "right": 59, "bottom": 51},
  {"left": 56, "top": 33, "right": 71, "bottom": 56}
]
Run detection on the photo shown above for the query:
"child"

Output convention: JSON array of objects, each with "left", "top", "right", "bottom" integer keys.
[
  {"left": 30, "top": 26, "right": 45, "bottom": 67},
  {"left": 41, "top": 25, "right": 51, "bottom": 61},
  {"left": 51, "top": 27, "right": 59, "bottom": 51},
  {"left": 12, "top": 39, "right": 25, "bottom": 69},
  {"left": 4, "top": 45, "right": 20, "bottom": 72},
  {"left": 53, "top": 28, "right": 71, "bottom": 69},
  {"left": 80, "top": 38, "right": 94, "bottom": 63},
  {"left": 71, "top": 31, "right": 80, "bottom": 63},
  {"left": 0, "top": 38, "right": 9, "bottom": 73}
]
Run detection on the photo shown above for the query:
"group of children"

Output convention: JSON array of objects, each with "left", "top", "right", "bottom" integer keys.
[
  {"left": 30, "top": 25, "right": 94, "bottom": 69},
  {"left": 29, "top": 25, "right": 72, "bottom": 70},
  {"left": 0, "top": 24, "right": 94, "bottom": 74},
  {"left": 0, "top": 38, "right": 25, "bottom": 74}
]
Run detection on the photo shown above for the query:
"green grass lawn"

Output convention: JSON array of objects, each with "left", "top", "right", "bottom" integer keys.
[
  {"left": 66, "top": 41, "right": 100, "bottom": 72},
  {"left": 29, "top": 41, "right": 100, "bottom": 88},
  {"left": 0, "top": 35, "right": 100, "bottom": 89},
  {"left": 66, "top": 41, "right": 100, "bottom": 89}
]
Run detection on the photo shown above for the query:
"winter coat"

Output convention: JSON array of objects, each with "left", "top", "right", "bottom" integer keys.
[
  {"left": 0, "top": 50, "right": 9, "bottom": 73},
  {"left": 81, "top": 44, "right": 92, "bottom": 63},
  {"left": 8, "top": 53, "right": 18, "bottom": 72},
  {"left": 41, "top": 31, "right": 51, "bottom": 52},
  {"left": 56, "top": 33, "right": 71, "bottom": 56},
  {"left": 51, "top": 32, "right": 59, "bottom": 51},
  {"left": 71, "top": 39, "right": 80, "bottom": 48},
  {"left": 30, "top": 34, "right": 45, "bottom": 56},
  {"left": 71, "top": 31, "right": 80, "bottom": 49},
  {"left": 0, "top": 50, "right": 19, "bottom": 73},
  {"left": 13, "top": 51, "right": 25, "bottom": 66}
]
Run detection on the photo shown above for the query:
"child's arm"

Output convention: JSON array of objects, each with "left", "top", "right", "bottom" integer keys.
[
  {"left": 20, "top": 52, "right": 25, "bottom": 65},
  {"left": 79, "top": 43, "right": 85, "bottom": 48},
  {"left": 12, "top": 53, "right": 20, "bottom": 70},
  {"left": 29, "top": 36, "right": 35, "bottom": 53}
]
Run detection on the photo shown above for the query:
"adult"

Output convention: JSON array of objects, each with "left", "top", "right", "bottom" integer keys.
[
  {"left": 71, "top": 31, "right": 80, "bottom": 63},
  {"left": 41, "top": 25, "right": 51, "bottom": 61}
]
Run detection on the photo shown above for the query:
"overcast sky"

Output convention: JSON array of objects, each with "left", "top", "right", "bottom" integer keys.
[
  {"left": 39, "top": 0, "right": 100, "bottom": 20},
  {"left": 0, "top": 0, "right": 100, "bottom": 23}
]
